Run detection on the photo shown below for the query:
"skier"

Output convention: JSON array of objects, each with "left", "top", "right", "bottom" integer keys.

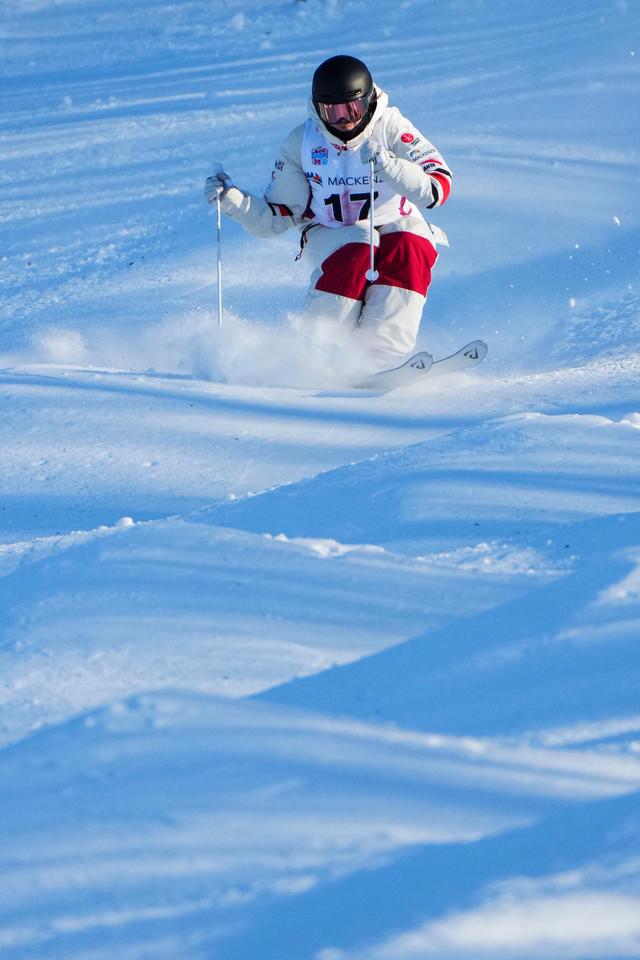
[{"left": 204, "top": 54, "right": 452, "bottom": 371}]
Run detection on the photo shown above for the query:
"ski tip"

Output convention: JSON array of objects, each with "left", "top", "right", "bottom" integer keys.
[
  {"left": 461, "top": 340, "right": 488, "bottom": 363},
  {"left": 404, "top": 351, "right": 434, "bottom": 373},
  {"left": 354, "top": 351, "right": 434, "bottom": 389}
]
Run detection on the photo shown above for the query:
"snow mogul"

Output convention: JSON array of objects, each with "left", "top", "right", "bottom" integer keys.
[{"left": 204, "top": 54, "right": 452, "bottom": 370}]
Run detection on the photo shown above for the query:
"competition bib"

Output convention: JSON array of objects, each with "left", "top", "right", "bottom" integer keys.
[{"left": 301, "top": 119, "right": 407, "bottom": 228}]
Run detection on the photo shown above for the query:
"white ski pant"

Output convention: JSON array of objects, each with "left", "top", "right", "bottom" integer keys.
[{"left": 301, "top": 213, "right": 439, "bottom": 368}]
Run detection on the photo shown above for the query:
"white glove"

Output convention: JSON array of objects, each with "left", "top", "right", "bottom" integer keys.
[
  {"left": 204, "top": 162, "right": 234, "bottom": 204},
  {"left": 360, "top": 140, "right": 392, "bottom": 172}
]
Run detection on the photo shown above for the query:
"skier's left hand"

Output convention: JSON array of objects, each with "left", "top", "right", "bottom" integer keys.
[{"left": 360, "top": 140, "right": 392, "bottom": 171}]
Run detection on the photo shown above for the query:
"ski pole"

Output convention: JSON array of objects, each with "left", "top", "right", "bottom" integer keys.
[
  {"left": 365, "top": 157, "right": 379, "bottom": 282},
  {"left": 215, "top": 191, "right": 223, "bottom": 327}
]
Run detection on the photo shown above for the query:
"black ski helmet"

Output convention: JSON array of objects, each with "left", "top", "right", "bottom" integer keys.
[{"left": 312, "top": 54, "right": 374, "bottom": 107}]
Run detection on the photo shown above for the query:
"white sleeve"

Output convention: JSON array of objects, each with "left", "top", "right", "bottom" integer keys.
[
  {"left": 378, "top": 108, "right": 453, "bottom": 210},
  {"left": 220, "top": 188, "right": 296, "bottom": 238}
]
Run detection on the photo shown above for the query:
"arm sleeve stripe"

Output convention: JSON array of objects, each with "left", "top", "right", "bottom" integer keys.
[
  {"left": 426, "top": 178, "right": 442, "bottom": 209},
  {"left": 429, "top": 172, "right": 451, "bottom": 203},
  {"left": 418, "top": 162, "right": 452, "bottom": 180},
  {"left": 267, "top": 201, "right": 294, "bottom": 217}
]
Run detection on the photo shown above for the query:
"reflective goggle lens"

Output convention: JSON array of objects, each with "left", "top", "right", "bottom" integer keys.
[{"left": 318, "top": 96, "right": 368, "bottom": 125}]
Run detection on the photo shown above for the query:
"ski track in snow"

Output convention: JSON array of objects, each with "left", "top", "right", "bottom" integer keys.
[{"left": 1, "top": 0, "right": 640, "bottom": 957}]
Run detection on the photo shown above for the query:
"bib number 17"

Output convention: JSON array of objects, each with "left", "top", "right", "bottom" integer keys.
[{"left": 324, "top": 191, "right": 379, "bottom": 223}]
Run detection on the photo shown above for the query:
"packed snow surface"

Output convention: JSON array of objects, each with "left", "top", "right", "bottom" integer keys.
[{"left": 1, "top": 0, "right": 639, "bottom": 957}]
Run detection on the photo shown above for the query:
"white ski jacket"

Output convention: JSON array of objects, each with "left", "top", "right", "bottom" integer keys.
[{"left": 220, "top": 86, "right": 452, "bottom": 239}]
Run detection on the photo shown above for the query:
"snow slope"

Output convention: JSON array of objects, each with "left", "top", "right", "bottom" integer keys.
[{"left": 1, "top": 0, "right": 640, "bottom": 957}]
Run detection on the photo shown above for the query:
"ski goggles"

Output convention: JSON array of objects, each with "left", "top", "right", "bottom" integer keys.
[{"left": 316, "top": 96, "right": 369, "bottom": 126}]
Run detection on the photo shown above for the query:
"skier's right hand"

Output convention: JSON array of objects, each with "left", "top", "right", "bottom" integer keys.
[
  {"left": 204, "top": 162, "right": 234, "bottom": 204},
  {"left": 360, "top": 139, "right": 392, "bottom": 172}
]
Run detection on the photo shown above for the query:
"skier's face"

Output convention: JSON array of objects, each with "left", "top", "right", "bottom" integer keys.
[
  {"left": 317, "top": 96, "right": 368, "bottom": 131},
  {"left": 333, "top": 117, "right": 359, "bottom": 131}
]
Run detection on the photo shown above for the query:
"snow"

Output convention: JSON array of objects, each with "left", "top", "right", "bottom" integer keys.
[{"left": 1, "top": 0, "right": 640, "bottom": 957}]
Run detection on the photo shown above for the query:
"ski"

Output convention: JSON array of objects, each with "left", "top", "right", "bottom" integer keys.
[{"left": 357, "top": 339, "right": 488, "bottom": 392}]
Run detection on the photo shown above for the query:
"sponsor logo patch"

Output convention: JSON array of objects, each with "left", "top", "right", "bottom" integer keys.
[
  {"left": 305, "top": 171, "right": 323, "bottom": 185},
  {"left": 401, "top": 132, "right": 416, "bottom": 144},
  {"left": 274, "top": 159, "right": 285, "bottom": 171},
  {"left": 312, "top": 146, "right": 329, "bottom": 165}
]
